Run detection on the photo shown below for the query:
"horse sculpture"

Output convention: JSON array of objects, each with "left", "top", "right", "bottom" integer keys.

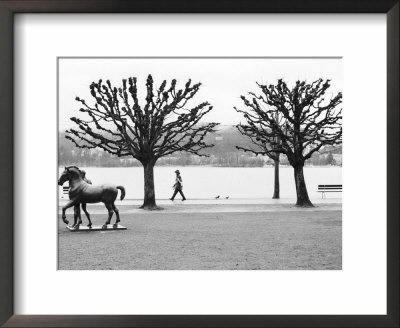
[
  {"left": 58, "top": 166, "right": 126, "bottom": 229},
  {"left": 78, "top": 169, "right": 93, "bottom": 226}
]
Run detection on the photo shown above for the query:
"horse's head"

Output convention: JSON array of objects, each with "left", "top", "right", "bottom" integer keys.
[{"left": 58, "top": 166, "right": 83, "bottom": 185}]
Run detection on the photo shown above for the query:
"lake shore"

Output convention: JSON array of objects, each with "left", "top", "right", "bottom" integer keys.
[
  {"left": 58, "top": 202, "right": 342, "bottom": 214},
  {"left": 58, "top": 166, "right": 342, "bottom": 200}
]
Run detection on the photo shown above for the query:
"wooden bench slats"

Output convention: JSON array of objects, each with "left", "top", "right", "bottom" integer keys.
[
  {"left": 317, "top": 184, "right": 342, "bottom": 198},
  {"left": 318, "top": 185, "right": 342, "bottom": 188},
  {"left": 61, "top": 186, "right": 70, "bottom": 198},
  {"left": 318, "top": 187, "right": 342, "bottom": 189},
  {"left": 318, "top": 187, "right": 342, "bottom": 190}
]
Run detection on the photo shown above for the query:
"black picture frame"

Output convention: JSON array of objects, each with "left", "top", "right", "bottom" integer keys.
[{"left": 0, "top": 1, "right": 398, "bottom": 327}]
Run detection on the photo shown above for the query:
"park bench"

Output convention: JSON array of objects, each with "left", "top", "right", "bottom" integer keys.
[
  {"left": 61, "top": 186, "right": 69, "bottom": 198},
  {"left": 317, "top": 184, "right": 342, "bottom": 198}
]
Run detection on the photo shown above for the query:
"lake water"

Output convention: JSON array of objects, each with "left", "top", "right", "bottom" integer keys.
[{"left": 58, "top": 166, "right": 341, "bottom": 201}]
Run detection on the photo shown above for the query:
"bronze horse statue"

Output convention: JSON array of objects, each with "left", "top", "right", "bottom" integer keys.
[
  {"left": 58, "top": 166, "right": 126, "bottom": 229},
  {"left": 77, "top": 169, "right": 93, "bottom": 226},
  {"left": 71, "top": 168, "right": 102, "bottom": 227}
]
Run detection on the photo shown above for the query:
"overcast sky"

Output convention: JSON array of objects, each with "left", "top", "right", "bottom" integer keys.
[{"left": 58, "top": 57, "right": 342, "bottom": 131}]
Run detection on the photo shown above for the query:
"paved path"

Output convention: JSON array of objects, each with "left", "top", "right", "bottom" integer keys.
[
  {"left": 59, "top": 201, "right": 342, "bottom": 214},
  {"left": 59, "top": 197, "right": 341, "bottom": 206}
]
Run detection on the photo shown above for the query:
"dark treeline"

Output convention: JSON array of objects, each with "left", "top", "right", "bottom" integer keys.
[{"left": 59, "top": 126, "right": 341, "bottom": 167}]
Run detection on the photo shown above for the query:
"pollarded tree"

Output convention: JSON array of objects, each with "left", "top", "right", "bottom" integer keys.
[
  {"left": 236, "top": 112, "right": 282, "bottom": 199},
  {"left": 235, "top": 79, "right": 342, "bottom": 207},
  {"left": 66, "top": 75, "right": 219, "bottom": 209}
]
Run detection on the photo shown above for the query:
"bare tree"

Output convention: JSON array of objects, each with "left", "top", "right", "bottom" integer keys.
[
  {"left": 66, "top": 75, "right": 218, "bottom": 209},
  {"left": 235, "top": 79, "right": 342, "bottom": 207},
  {"left": 236, "top": 113, "right": 282, "bottom": 199}
]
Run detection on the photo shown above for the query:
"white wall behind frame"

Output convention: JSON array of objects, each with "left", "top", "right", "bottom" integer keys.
[{"left": 14, "top": 14, "right": 386, "bottom": 315}]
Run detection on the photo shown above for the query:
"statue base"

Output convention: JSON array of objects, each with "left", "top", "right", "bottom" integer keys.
[{"left": 66, "top": 224, "right": 127, "bottom": 232}]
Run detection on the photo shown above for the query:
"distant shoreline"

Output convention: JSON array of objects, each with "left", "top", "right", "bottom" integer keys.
[{"left": 58, "top": 164, "right": 342, "bottom": 169}]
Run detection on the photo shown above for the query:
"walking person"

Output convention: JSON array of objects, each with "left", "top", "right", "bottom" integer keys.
[{"left": 170, "top": 170, "right": 186, "bottom": 201}]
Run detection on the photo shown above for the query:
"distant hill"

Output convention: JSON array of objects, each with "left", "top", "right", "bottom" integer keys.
[{"left": 59, "top": 125, "right": 341, "bottom": 167}]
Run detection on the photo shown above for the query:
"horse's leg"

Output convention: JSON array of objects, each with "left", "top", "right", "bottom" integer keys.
[
  {"left": 73, "top": 205, "right": 78, "bottom": 228},
  {"left": 102, "top": 203, "right": 114, "bottom": 229},
  {"left": 112, "top": 203, "right": 120, "bottom": 227},
  {"left": 73, "top": 204, "right": 81, "bottom": 229},
  {"left": 77, "top": 205, "right": 82, "bottom": 227},
  {"left": 81, "top": 203, "right": 92, "bottom": 227},
  {"left": 61, "top": 199, "right": 78, "bottom": 225}
]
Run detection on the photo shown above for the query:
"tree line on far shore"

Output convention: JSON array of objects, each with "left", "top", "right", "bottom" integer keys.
[
  {"left": 59, "top": 129, "right": 341, "bottom": 168},
  {"left": 63, "top": 75, "right": 342, "bottom": 208}
]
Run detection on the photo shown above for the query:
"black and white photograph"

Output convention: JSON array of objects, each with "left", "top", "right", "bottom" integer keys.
[{"left": 57, "top": 57, "right": 343, "bottom": 270}]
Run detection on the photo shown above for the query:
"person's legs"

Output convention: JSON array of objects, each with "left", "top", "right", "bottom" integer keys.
[
  {"left": 170, "top": 188, "right": 178, "bottom": 200},
  {"left": 178, "top": 190, "right": 186, "bottom": 201}
]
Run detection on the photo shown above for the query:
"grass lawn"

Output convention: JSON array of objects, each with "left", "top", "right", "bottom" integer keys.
[{"left": 58, "top": 204, "right": 341, "bottom": 270}]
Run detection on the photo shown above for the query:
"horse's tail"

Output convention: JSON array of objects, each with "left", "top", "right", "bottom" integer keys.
[{"left": 117, "top": 186, "right": 126, "bottom": 200}]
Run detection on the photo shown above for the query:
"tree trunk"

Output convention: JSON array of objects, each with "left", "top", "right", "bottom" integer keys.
[
  {"left": 140, "top": 161, "right": 158, "bottom": 210},
  {"left": 293, "top": 164, "right": 313, "bottom": 207},
  {"left": 272, "top": 159, "right": 280, "bottom": 199}
]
